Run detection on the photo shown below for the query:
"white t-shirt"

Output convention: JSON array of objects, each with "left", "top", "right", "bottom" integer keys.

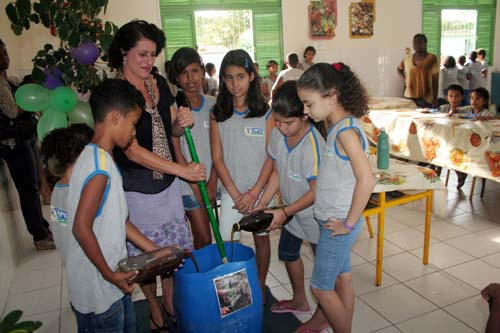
[
  {"left": 276, "top": 68, "right": 304, "bottom": 83},
  {"left": 300, "top": 61, "right": 314, "bottom": 71},
  {"left": 441, "top": 67, "right": 459, "bottom": 91},
  {"left": 467, "top": 61, "right": 484, "bottom": 90},
  {"left": 65, "top": 144, "right": 128, "bottom": 314},
  {"left": 456, "top": 65, "right": 469, "bottom": 89},
  {"left": 206, "top": 76, "right": 218, "bottom": 95}
]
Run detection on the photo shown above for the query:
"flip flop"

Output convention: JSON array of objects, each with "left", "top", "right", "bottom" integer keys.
[
  {"left": 294, "top": 325, "right": 329, "bottom": 333},
  {"left": 271, "top": 300, "right": 311, "bottom": 315}
]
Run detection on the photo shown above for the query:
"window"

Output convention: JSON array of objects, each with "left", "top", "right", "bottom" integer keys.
[
  {"left": 441, "top": 9, "right": 477, "bottom": 59},
  {"left": 422, "top": 0, "right": 496, "bottom": 64},
  {"left": 195, "top": 10, "right": 254, "bottom": 70},
  {"left": 159, "top": 0, "right": 283, "bottom": 77}
]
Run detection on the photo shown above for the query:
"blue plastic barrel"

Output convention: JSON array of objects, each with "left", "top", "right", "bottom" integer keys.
[{"left": 173, "top": 243, "right": 263, "bottom": 333}]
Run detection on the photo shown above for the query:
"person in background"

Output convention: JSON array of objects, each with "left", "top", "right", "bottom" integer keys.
[
  {"left": 477, "top": 48, "right": 488, "bottom": 87},
  {"left": 0, "top": 38, "right": 54, "bottom": 251},
  {"left": 466, "top": 51, "right": 484, "bottom": 92},
  {"left": 272, "top": 53, "right": 304, "bottom": 97},
  {"left": 170, "top": 47, "right": 216, "bottom": 249},
  {"left": 205, "top": 62, "right": 218, "bottom": 96},
  {"left": 441, "top": 56, "right": 458, "bottom": 97},
  {"left": 41, "top": 124, "right": 94, "bottom": 252},
  {"left": 438, "top": 84, "right": 468, "bottom": 189},
  {"left": 482, "top": 283, "right": 500, "bottom": 333},
  {"left": 109, "top": 20, "right": 205, "bottom": 331},
  {"left": 456, "top": 55, "right": 469, "bottom": 105},
  {"left": 458, "top": 87, "right": 496, "bottom": 120},
  {"left": 254, "top": 62, "right": 270, "bottom": 101},
  {"left": 164, "top": 60, "right": 178, "bottom": 98},
  {"left": 439, "top": 84, "right": 464, "bottom": 116},
  {"left": 264, "top": 60, "right": 279, "bottom": 99},
  {"left": 398, "top": 34, "right": 439, "bottom": 108},
  {"left": 300, "top": 46, "right": 316, "bottom": 71}
]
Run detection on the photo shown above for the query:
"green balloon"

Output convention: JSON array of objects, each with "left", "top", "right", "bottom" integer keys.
[
  {"left": 49, "top": 86, "right": 78, "bottom": 113},
  {"left": 67, "top": 100, "right": 95, "bottom": 129},
  {"left": 37, "top": 107, "right": 68, "bottom": 140},
  {"left": 14, "top": 84, "right": 51, "bottom": 112}
]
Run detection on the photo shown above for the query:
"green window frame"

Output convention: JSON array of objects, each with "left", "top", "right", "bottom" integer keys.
[
  {"left": 422, "top": 0, "right": 496, "bottom": 64},
  {"left": 158, "top": 0, "right": 283, "bottom": 77}
]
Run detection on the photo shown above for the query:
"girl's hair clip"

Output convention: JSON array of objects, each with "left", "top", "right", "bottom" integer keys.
[
  {"left": 332, "top": 63, "right": 342, "bottom": 71},
  {"left": 244, "top": 58, "right": 249, "bottom": 69}
]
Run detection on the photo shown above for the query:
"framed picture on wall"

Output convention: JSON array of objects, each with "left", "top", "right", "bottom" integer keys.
[
  {"left": 349, "top": 1, "right": 375, "bottom": 38},
  {"left": 308, "top": 0, "right": 337, "bottom": 39}
]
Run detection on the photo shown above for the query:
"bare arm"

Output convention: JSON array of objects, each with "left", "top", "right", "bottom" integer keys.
[
  {"left": 172, "top": 135, "right": 204, "bottom": 204},
  {"left": 171, "top": 105, "right": 194, "bottom": 137},
  {"left": 125, "top": 220, "right": 158, "bottom": 252},
  {"left": 238, "top": 114, "right": 276, "bottom": 212},
  {"left": 271, "top": 77, "right": 284, "bottom": 99},
  {"left": 342, "top": 130, "right": 375, "bottom": 227},
  {"left": 326, "top": 129, "right": 376, "bottom": 236},
  {"left": 267, "top": 180, "right": 316, "bottom": 231},
  {"left": 432, "top": 74, "right": 439, "bottom": 106},
  {"left": 397, "top": 60, "right": 405, "bottom": 80},
  {"left": 255, "top": 161, "right": 280, "bottom": 209},
  {"left": 124, "top": 138, "right": 205, "bottom": 182},
  {"left": 482, "top": 283, "right": 500, "bottom": 333},
  {"left": 206, "top": 165, "right": 219, "bottom": 202},
  {"left": 72, "top": 175, "right": 136, "bottom": 293},
  {"left": 210, "top": 116, "right": 242, "bottom": 200}
]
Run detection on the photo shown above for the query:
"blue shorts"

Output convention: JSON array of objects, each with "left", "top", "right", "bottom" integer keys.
[
  {"left": 73, "top": 295, "right": 136, "bottom": 333},
  {"left": 278, "top": 227, "right": 317, "bottom": 262},
  {"left": 182, "top": 194, "right": 201, "bottom": 211},
  {"left": 311, "top": 218, "right": 363, "bottom": 291}
]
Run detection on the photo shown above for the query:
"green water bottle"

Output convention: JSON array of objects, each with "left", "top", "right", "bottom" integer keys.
[{"left": 377, "top": 128, "right": 389, "bottom": 170}]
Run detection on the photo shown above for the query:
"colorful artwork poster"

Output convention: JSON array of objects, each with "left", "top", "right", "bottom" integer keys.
[
  {"left": 213, "top": 269, "right": 253, "bottom": 318},
  {"left": 349, "top": 1, "right": 375, "bottom": 38},
  {"left": 309, "top": 0, "right": 337, "bottom": 39}
]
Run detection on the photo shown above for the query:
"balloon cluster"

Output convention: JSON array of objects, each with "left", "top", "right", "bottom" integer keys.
[
  {"left": 16, "top": 41, "right": 101, "bottom": 140},
  {"left": 15, "top": 84, "right": 95, "bottom": 140}
]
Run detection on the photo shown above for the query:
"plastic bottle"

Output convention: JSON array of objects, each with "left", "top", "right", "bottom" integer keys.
[
  {"left": 377, "top": 128, "right": 389, "bottom": 170},
  {"left": 232, "top": 211, "right": 273, "bottom": 234}
]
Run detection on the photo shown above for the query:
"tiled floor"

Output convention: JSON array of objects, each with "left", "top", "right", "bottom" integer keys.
[{"left": 2, "top": 173, "right": 499, "bottom": 332}]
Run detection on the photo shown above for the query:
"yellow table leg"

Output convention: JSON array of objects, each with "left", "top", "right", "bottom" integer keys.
[
  {"left": 375, "top": 192, "right": 386, "bottom": 286},
  {"left": 365, "top": 216, "right": 374, "bottom": 238},
  {"left": 423, "top": 190, "right": 433, "bottom": 265}
]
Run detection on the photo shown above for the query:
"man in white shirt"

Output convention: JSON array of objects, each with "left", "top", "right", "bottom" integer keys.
[{"left": 271, "top": 53, "right": 304, "bottom": 97}]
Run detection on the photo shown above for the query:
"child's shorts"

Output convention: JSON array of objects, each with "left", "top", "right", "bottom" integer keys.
[
  {"left": 182, "top": 194, "right": 201, "bottom": 211},
  {"left": 310, "top": 217, "right": 363, "bottom": 291},
  {"left": 278, "top": 227, "right": 317, "bottom": 262}
]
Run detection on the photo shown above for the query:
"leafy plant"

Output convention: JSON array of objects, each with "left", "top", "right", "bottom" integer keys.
[
  {"left": 0, "top": 310, "right": 42, "bottom": 333},
  {"left": 5, "top": 0, "right": 118, "bottom": 93}
]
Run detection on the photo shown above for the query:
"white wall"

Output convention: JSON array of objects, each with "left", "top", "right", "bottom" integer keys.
[
  {"left": 0, "top": 0, "right": 165, "bottom": 79},
  {"left": 283, "top": 0, "right": 422, "bottom": 97},
  {"left": 3, "top": 0, "right": 500, "bottom": 94},
  {"left": 0, "top": 165, "right": 19, "bottom": 315}
]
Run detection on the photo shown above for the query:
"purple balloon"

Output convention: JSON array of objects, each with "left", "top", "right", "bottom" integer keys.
[
  {"left": 43, "top": 67, "right": 63, "bottom": 90},
  {"left": 72, "top": 41, "right": 100, "bottom": 65}
]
